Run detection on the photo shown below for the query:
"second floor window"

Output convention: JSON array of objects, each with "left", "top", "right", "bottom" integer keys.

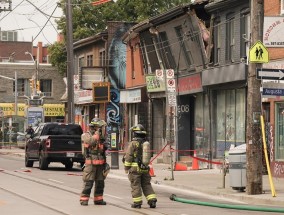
[
  {"left": 213, "top": 17, "right": 221, "bottom": 65},
  {"left": 240, "top": 9, "right": 250, "bottom": 59},
  {"left": 40, "top": 79, "right": 52, "bottom": 97},
  {"left": 13, "top": 79, "right": 28, "bottom": 96},
  {"left": 99, "top": 50, "right": 105, "bottom": 66},
  {"left": 159, "top": 31, "right": 176, "bottom": 70},
  {"left": 87, "top": 55, "right": 93, "bottom": 67},
  {"left": 175, "top": 26, "right": 192, "bottom": 68},
  {"left": 226, "top": 13, "right": 235, "bottom": 63}
]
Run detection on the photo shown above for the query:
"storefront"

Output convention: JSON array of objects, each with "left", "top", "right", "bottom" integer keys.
[
  {"left": 202, "top": 63, "right": 248, "bottom": 159},
  {"left": 0, "top": 103, "right": 65, "bottom": 142}
]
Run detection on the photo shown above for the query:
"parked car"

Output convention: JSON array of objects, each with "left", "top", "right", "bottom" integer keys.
[
  {"left": 25, "top": 122, "right": 84, "bottom": 170},
  {"left": 17, "top": 133, "right": 26, "bottom": 149}
]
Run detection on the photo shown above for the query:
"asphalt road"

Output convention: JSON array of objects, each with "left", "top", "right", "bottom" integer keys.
[{"left": 0, "top": 154, "right": 282, "bottom": 215}]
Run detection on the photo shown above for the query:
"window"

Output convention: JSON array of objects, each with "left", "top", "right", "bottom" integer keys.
[
  {"left": 240, "top": 9, "right": 250, "bottom": 60},
  {"left": 99, "top": 49, "right": 105, "bottom": 66},
  {"left": 1, "top": 31, "right": 17, "bottom": 41},
  {"left": 1, "top": 31, "right": 7, "bottom": 41},
  {"left": 215, "top": 88, "right": 246, "bottom": 158},
  {"left": 87, "top": 55, "right": 93, "bottom": 66},
  {"left": 194, "top": 94, "right": 210, "bottom": 155},
  {"left": 13, "top": 79, "right": 31, "bottom": 96},
  {"left": 40, "top": 79, "right": 52, "bottom": 97},
  {"left": 140, "top": 39, "right": 151, "bottom": 74},
  {"left": 159, "top": 31, "right": 176, "bottom": 70},
  {"left": 226, "top": 13, "right": 235, "bottom": 63},
  {"left": 130, "top": 45, "right": 135, "bottom": 78},
  {"left": 213, "top": 17, "right": 221, "bottom": 64},
  {"left": 79, "top": 57, "right": 85, "bottom": 67},
  {"left": 275, "top": 103, "right": 284, "bottom": 160},
  {"left": 175, "top": 26, "right": 192, "bottom": 68}
]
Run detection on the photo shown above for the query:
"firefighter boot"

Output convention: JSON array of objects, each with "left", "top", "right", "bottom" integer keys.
[
  {"left": 148, "top": 199, "right": 157, "bottom": 208},
  {"left": 131, "top": 203, "right": 142, "bottom": 209},
  {"left": 94, "top": 200, "right": 107, "bottom": 205}
]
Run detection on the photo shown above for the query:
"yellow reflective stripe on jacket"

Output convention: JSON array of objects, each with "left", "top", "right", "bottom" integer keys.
[
  {"left": 146, "top": 194, "right": 157, "bottom": 201},
  {"left": 124, "top": 161, "right": 138, "bottom": 167}
]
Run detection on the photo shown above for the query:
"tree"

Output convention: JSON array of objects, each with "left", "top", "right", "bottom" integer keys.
[
  {"left": 48, "top": 0, "right": 190, "bottom": 72},
  {"left": 48, "top": 41, "right": 67, "bottom": 76}
]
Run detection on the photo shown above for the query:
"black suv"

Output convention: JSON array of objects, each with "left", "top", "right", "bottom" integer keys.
[{"left": 25, "top": 122, "right": 84, "bottom": 170}]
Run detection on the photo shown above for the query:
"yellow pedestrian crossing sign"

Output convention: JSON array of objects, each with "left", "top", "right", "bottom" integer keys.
[{"left": 249, "top": 40, "right": 269, "bottom": 63}]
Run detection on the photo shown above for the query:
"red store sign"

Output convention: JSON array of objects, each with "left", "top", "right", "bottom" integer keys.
[{"left": 177, "top": 74, "right": 202, "bottom": 94}]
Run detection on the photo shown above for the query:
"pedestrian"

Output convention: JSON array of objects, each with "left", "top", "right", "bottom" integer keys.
[
  {"left": 79, "top": 118, "right": 109, "bottom": 206},
  {"left": 25, "top": 125, "right": 34, "bottom": 135},
  {"left": 124, "top": 124, "right": 157, "bottom": 209},
  {"left": 255, "top": 47, "right": 259, "bottom": 59},
  {"left": 259, "top": 46, "right": 263, "bottom": 59}
]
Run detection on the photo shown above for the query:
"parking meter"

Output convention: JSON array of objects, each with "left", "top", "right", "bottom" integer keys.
[{"left": 109, "top": 124, "right": 119, "bottom": 169}]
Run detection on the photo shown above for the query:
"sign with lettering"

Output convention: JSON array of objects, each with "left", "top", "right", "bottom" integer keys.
[
  {"left": 145, "top": 75, "right": 165, "bottom": 92},
  {"left": 263, "top": 17, "right": 284, "bottom": 47}
]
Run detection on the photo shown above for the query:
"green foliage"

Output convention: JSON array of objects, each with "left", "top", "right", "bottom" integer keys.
[
  {"left": 48, "top": 42, "right": 67, "bottom": 76},
  {"left": 50, "top": 0, "right": 191, "bottom": 74}
]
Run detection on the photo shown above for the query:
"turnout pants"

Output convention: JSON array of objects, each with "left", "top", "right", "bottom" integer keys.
[
  {"left": 80, "top": 164, "right": 105, "bottom": 203},
  {"left": 128, "top": 171, "right": 156, "bottom": 204}
]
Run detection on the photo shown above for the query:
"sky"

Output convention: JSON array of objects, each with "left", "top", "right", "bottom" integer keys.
[{"left": 0, "top": 0, "right": 63, "bottom": 46}]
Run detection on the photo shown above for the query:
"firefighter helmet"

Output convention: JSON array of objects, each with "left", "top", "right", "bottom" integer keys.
[
  {"left": 130, "top": 124, "right": 147, "bottom": 135},
  {"left": 89, "top": 118, "right": 106, "bottom": 127}
]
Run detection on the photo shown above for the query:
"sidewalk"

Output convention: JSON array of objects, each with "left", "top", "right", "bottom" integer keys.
[{"left": 1, "top": 147, "right": 284, "bottom": 208}]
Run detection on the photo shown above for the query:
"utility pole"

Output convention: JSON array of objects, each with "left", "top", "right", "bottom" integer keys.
[
  {"left": 246, "top": 0, "right": 264, "bottom": 195},
  {"left": 66, "top": 0, "right": 75, "bottom": 123}
]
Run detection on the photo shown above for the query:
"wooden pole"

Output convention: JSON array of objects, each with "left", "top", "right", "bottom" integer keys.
[{"left": 246, "top": 0, "right": 264, "bottom": 195}]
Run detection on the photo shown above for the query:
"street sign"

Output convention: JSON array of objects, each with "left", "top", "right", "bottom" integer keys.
[
  {"left": 167, "top": 79, "right": 176, "bottom": 92},
  {"left": 262, "top": 88, "right": 284, "bottom": 96},
  {"left": 256, "top": 68, "right": 284, "bottom": 80},
  {"left": 249, "top": 40, "right": 269, "bottom": 63},
  {"left": 166, "top": 69, "right": 174, "bottom": 79},
  {"left": 168, "top": 92, "right": 176, "bottom": 107},
  {"left": 155, "top": 69, "right": 163, "bottom": 80}
]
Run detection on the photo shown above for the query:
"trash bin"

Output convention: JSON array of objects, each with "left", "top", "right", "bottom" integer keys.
[{"left": 228, "top": 144, "right": 246, "bottom": 191}]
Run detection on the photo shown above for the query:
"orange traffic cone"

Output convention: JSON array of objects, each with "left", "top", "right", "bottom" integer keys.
[
  {"left": 174, "top": 162, "right": 188, "bottom": 171},
  {"left": 149, "top": 163, "right": 156, "bottom": 177},
  {"left": 191, "top": 150, "right": 199, "bottom": 170}
]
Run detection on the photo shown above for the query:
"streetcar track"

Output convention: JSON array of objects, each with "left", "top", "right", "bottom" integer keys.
[
  {"left": 0, "top": 186, "right": 68, "bottom": 215},
  {"left": 0, "top": 170, "right": 166, "bottom": 215}
]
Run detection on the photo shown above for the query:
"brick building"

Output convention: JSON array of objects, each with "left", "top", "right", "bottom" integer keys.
[{"left": 0, "top": 40, "right": 65, "bottom": 142}]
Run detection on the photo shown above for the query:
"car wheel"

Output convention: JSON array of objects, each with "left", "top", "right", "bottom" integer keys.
[
  {"left": 25, "top": 151, "right": 34, "bottom": 167},
  {"left": 65, "top": 161, "right": 73, "bottom": 170},
  {"left": 39, "top": 151, "right": 48, "bottom": 170}
]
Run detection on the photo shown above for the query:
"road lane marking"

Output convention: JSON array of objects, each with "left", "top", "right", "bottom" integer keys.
[{"left": 48, "top": 179, "right": 64, "bottom": 184}]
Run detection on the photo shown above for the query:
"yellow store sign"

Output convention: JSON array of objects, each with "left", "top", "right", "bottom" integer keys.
[
  {"left": 44, "top": 104, "right": 65, "bottom": 116},
  {"left": 0, "top": 103, "right": 65, "bottom": 117}
]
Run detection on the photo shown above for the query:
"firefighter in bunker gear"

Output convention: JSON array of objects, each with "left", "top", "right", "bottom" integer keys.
[
  {"left": 80, "top": 118, "right": 108, "bottom": 206},
  {"left": 124, "top": 124, "right": 157, "bottom": 209}
]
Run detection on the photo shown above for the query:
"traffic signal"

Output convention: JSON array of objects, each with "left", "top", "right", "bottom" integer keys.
[
  {"left": 36, "top": 80, "right": 40, "bottom": 92},
  {"left": 29, "top": 79, "right": 35, "bottom": 90}
]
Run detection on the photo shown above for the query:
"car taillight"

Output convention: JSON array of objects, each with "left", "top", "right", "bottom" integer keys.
[{"left": 45, "top": 139, "right": 51, "bottom": 148}]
